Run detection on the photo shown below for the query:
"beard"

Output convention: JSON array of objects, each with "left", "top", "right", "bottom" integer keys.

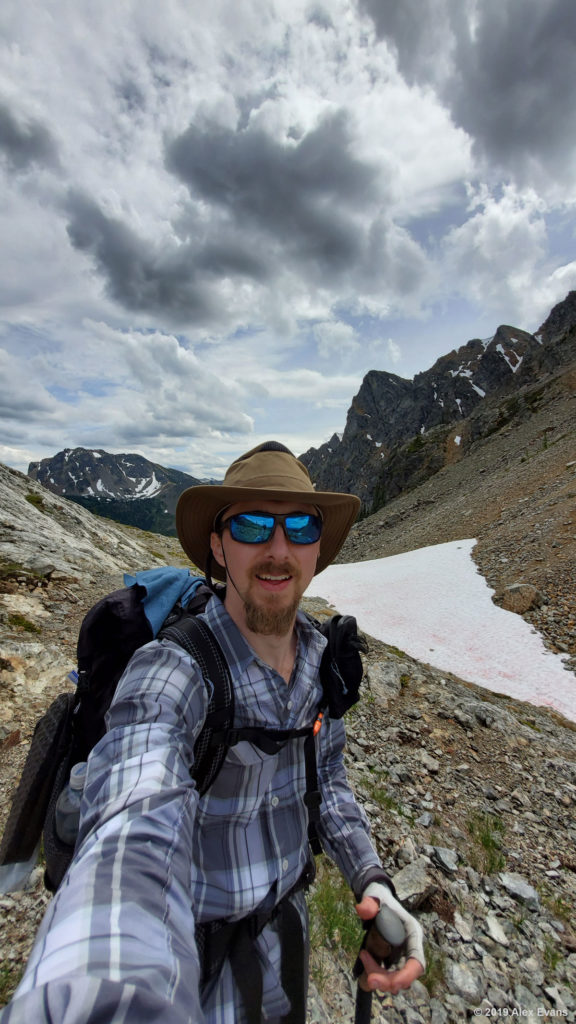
[
  {"left": 243, "top": 559, "right": 302, "bottom": 636},
  {"left": 244, "top": 595, "right": 301, "bottom": 636}
]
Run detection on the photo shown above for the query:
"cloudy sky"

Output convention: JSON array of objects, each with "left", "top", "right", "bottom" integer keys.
[{"left": 1, "top": 0, "right": 575, "bottom": 479}]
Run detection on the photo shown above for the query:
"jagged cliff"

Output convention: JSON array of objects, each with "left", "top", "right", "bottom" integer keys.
[{"left": 301, "top": 293, "right": 576, "bottom": 510}]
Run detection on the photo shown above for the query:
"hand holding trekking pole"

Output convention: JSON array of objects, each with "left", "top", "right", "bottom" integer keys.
[{"left": 355, "top": 882, "right": 425, "bottom": 995}]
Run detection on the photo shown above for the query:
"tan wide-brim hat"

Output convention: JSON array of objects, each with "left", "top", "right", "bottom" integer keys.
[{"left": 176, "top": 441, "right": 361, "bottom": 581}]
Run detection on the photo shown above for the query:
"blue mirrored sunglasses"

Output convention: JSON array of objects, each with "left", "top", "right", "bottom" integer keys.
[{"left": 223, "top": 511, "right": 323, "bottom": 545}]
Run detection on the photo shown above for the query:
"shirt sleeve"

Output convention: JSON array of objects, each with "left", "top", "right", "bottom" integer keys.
[
  {"left": 1, "top": 639, "right": 209, "bottom": 1024},
  {"left": 315, "top": 714, "right": 383, "bottom": 894}
]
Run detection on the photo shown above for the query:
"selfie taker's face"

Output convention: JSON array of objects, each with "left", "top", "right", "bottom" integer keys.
[{"left": 211, "top": 500, "right": 320, "bottom": 635}]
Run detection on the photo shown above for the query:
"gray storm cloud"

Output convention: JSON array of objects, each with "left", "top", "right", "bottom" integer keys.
[
  {"left": 0, "top": 100, "right": 60, "bottom": 172},
  {"left": 65, "top": 191, "right": 216, "bottom": 324},
  {"left": 64, "top": 111, "right": 428, "bottom": 323},
  {"left": 165, "top": 111, "right": 379, "bottom": 275},
  {"left": 358, "top": 0, "right": 576, "bottom": 184}
]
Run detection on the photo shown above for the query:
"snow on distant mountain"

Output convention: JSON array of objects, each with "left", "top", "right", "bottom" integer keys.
[{"left": 28, "top": 448, "right": 207, "bottom": 536}]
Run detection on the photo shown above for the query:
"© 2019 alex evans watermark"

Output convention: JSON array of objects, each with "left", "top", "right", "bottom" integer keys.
[{"left": 473, "top": 1009, "right": 568, "bottom": 1018}]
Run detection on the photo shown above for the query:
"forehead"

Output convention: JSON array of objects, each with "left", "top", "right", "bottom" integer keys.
[{"left": 224, "top": 499, "right": 319, "bottom": 518}]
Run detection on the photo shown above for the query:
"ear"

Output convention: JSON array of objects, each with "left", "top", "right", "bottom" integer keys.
[{"left": 210, "top": 531, "right": 226, "bottom": 569}]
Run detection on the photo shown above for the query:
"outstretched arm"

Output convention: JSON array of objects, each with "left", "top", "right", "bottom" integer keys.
[
  {"left": 314, "top": 715, "right": 425, "bottom": 995},
  {"left": 1, "top": 640, "right": 208, "bottom": 1024}
]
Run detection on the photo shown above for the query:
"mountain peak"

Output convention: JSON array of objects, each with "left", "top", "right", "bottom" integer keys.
[
  {"left": 301, "top": 293, "right": 576, "bottom": 510},
  {"left": 27, "top": 448, "right": 204, "bottom": 536}
]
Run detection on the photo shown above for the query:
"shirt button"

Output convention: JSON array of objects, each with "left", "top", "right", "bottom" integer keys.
[
  {"left": 282, "top": 859, "right": 289, "bottom": 872},
  {"left": 271, "top": 796, "right": 279, "bottom": 807},
  {"left": 287, "top": 700, "right": 293, "bottom": 710}
]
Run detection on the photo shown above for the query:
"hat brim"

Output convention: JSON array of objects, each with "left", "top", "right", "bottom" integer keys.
[{"left": 176, "top": 483, "right": 361, "bottom": 582}]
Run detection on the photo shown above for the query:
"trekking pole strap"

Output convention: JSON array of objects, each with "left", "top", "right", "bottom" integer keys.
[
  {"left": 355, "top": 985, "right": 373, "bottom": 1024},
  {"left": 352, "top": 921, "right": 373, "bottom": 1023}
]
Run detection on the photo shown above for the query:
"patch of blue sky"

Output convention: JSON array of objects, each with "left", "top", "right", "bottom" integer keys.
[
  {"left": 80, "top": 379, "right": 118, "bottom": 398},
  {"left": 402, "top": 185, "right": 471, "bottom": 251},
  {"left": 252, "top": 395, "right": 351, "bottom": 453},
  {"left": 543, "top": 208, "right": 576, "bottom": 264},
  {"left": 47, "top": 379, "right": 115, "bottom": 403},
  {"left": 343, "top": 298, "right": 502, "bottom": 379},
  {"left": 0, "top": 323, "right": 59, "bottom": 357}
]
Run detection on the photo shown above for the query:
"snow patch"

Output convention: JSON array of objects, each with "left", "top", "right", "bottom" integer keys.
[
  {"left": 306, "top": 541, "right": 575, "bottom": 722},
  {"left": 496, "top": 344, "right": 523, "bottom": 373},
  {"left": 134, "top": 472, "right": 162, "bottom": 498}
]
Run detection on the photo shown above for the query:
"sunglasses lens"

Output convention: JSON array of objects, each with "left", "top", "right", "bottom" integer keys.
[
  {"left": 228, "top": 513, "right": 275, "bottom": 543},
  {"left": 226, "top": 512, "right": 323, "bottom": 545},
  {"left": 284, "top": 514, "right": 322, "bottom": 544}
]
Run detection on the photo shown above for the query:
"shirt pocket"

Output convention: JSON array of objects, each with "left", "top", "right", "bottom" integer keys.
[
  {"left": 199, "top": 743, "right": 279, "bottom": 825},
  {"left": 227, "top": 741, "right": 270, "bottom": 766}
]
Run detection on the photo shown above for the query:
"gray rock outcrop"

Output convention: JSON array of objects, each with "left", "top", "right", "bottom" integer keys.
[{"left": 301, "top": 291, "right": 576, "bottom": 511}]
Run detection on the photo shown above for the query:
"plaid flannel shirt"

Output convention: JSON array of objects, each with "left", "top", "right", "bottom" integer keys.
[{"left": 1, "top": 597, "right": 381, "bottom": 1024}]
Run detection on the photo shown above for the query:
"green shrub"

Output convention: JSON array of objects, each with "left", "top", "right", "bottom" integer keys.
[
  {"left": 0, "top": 963, "right": 24, "bottom": 1007},
  {"left": 422, "top": 942, "right": 446, "bottom": 995},
  {"left": 7, "top": 613, "right": 41, "bottom": 634},
  {"left": 308, "top": 860, "right": 361, "bottom": 960},
  {"left": 25, "top": 492, "right": 46, "bottom": 512},
  {"left": 466, "top": 812, "right": 506, "bottom": 874}
]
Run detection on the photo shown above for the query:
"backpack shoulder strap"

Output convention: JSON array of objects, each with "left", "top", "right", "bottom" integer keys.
[
  {"left": 159, "top": 611, "right": 234, "bottom": 796},
  {"left": 309, "top": 613, "right": 367, "bottom": 719}
]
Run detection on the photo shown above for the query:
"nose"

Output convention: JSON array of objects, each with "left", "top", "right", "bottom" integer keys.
[{"left": 265, "top": 521, "right": 292, "bottom": 556}]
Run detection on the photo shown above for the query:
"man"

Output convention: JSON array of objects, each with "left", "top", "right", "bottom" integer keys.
[{"left": 1, "top": 441, "right": 424, "bottom": 1024}]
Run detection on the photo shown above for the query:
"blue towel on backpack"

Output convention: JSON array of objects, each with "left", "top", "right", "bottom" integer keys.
[{"left": 123, "top": 567, "right": 206, "bottom": 636}]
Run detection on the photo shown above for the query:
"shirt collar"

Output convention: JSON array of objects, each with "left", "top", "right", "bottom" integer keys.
[{"left": 202, "top": 593, "right": 327, "bottom": 675}]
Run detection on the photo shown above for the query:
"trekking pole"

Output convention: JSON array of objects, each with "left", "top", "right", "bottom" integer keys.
[{"left": 354, "top": 904, "right": 407, "bottom": 1024}]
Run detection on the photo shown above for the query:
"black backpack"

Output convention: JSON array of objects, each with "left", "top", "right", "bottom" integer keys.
[{"left": 0, "top": 573, "right": 365, "bottom": 893}]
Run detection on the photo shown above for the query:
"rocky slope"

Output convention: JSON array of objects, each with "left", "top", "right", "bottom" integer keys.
[
  {"left": 304, "top": 625, "right": 576, "bottom": 1023},
  {"left": 339, "top": 358, "right": 576, "bottom": 678},
  {"left": 301, "top": 291, "right": 576, "bottom": 512},
  {"left": 1, "top": 464, "right": 575, "bottom": 1020}
]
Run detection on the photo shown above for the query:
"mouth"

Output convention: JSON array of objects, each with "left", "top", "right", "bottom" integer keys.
[{"left": 253, "top": 565, "right": 297, "bottom": 591}]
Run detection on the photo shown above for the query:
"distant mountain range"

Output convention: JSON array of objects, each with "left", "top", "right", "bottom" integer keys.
[
  {"left": 300, "top": 290, "right": 576, "bottom": 511},
  {"left": 28, "top": 291, "right": 576, "bottom": 532},
  {"left": 27, "top": 449, "right": 207, "bottom": 536}
]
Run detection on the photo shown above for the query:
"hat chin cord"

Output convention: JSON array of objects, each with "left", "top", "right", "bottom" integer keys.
[{"left": 216, "top": 536, "right": 249, "bottom": 610}]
